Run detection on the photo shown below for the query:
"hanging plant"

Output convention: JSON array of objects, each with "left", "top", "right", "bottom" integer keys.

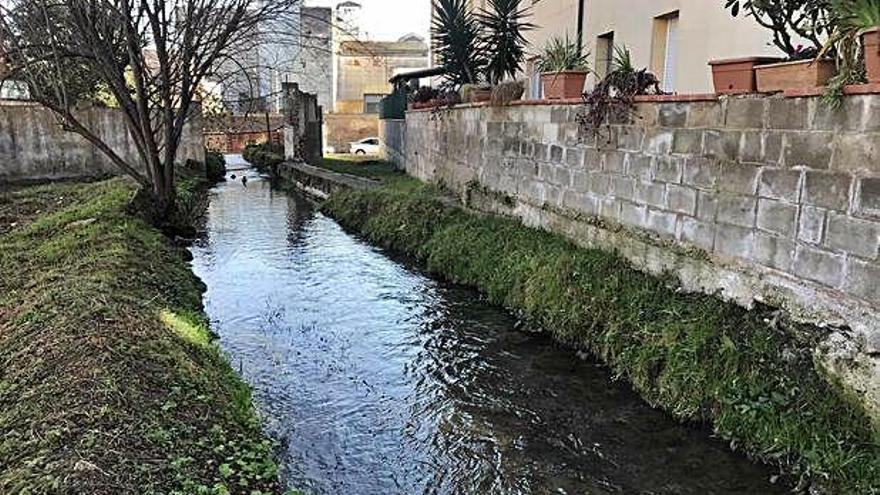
[{"left": 578, "top": 46, "right": 663, "bottom": 137}]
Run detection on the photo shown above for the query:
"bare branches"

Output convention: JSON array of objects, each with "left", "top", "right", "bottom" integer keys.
[{"left": 0, "top": 0, "right": 301, "bottom": 216}]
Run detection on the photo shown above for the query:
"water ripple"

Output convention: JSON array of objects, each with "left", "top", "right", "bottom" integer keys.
[{"left": 190, "top": 172, "right": 786, "bottom": 495}]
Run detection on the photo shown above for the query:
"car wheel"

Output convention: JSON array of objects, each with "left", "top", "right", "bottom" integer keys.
[{"left": 355, "top": 149, "right": 366, "bottom": 155}]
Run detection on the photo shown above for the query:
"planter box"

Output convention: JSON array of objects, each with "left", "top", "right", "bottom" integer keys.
[
  {"left": 755, "top": 59, "right": 836, "bottom": 93},
  {"left": 709, "top": 57, "right": 780, "bottom": 95},
  {"left": 411, "top": 99, "right": 445, "bottom": 110},
  {"left": 471, "top": 89, "right": 492, "bottom": 103},
  {"left": 865, "top": 28, "right": 880, "bottom": 84},
  {"left": 541, "top": 71, "right": 588, "bottom": 100}
]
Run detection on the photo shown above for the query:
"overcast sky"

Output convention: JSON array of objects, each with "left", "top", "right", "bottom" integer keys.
[{"left": 304, "top": 0, "right": 431, "bottom": 42}]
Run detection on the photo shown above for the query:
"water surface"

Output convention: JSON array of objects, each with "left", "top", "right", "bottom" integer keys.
[{"left": 190, "top": 171, "right": 785, "bottom": 495}]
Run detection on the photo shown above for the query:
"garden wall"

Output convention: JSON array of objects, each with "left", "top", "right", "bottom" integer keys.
[
  {"left": 0, "top": 102, "right": 204, "bottom": 183},
  {"left": 379, "top": 118, "right": 405, "bottom": 169},
  {"left": 401, "top": 94, "right": 880, "bottom": 421}
]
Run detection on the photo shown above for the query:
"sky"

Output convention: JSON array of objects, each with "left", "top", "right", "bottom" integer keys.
[{"left": 304, "top": 0, "right": 431, "bottom": 42}]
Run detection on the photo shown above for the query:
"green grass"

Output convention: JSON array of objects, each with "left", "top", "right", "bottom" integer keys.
[
  {"left": 322, "top": 177, "right": 880, "bottom": 494},
  {"left": 0, "top": 179, "right": 288, "bottom": 494},
  {"left": 313, "top": 155, "right": 404, "bottom": 181}
]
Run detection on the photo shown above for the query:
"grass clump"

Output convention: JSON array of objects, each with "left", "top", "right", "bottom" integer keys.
[
  {"left": 0, "top": 179, "right": 288, "bottom": 494},
  {"left": 322, "top": 177, "right": 880, "bottom": 494},
  {"left": 313, "top": 155, "right": 404, "bottom": 181}
]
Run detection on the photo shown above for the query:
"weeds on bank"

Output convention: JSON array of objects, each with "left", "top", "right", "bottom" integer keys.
[
  {"left": 0, "top": 179, "right": 286, "bottom": 494},
  {"left": 314, "top": 155, "right": 404, "bottom": 181},
  {"left": 322, "top": 178, "right": 880, "bottom": 494}
]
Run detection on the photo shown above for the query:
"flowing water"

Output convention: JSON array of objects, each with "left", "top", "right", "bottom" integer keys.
[{"left": 190, "top": 170, "right": 786, "bottom": 495}]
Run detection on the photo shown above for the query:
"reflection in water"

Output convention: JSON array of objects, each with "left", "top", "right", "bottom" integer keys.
[{"left": 190, "top": 171, "right": 785, "bottom": 495}]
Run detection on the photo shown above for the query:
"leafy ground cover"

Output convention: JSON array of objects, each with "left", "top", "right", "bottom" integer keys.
[{"left": 0, "top": 179, "right": 289, "bottom": 495}]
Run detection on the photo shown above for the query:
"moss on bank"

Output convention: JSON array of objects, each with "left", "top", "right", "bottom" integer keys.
[
  {"left": 313, "top": 155, "right": 403, "bottom": 180},
  {"left": 322, "top": 177, "right": 880, "bottom": 494},
  {"left": 0, "top": 179, "right": 286, "bottom": 494}
]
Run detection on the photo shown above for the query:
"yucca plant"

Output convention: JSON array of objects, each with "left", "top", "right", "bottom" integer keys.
[
  {"left": 432, "top": 0, "right": 485, "bottom": 89},
  {"left": 536, "top": 35, "right": 590, "bottom": 73},
  {"left": 476, "top": 0, "right": 534, "bottom": 85}
]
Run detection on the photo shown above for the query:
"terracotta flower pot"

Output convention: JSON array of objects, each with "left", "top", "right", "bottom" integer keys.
[
  {"left": 541, "top": 71, "right": 588, "bottom": 100},
  {"left": 755, "top": 59, "right": 837, "bottom": 93},
  {"left": 471, "top": 89, "right": 492, "bottom": 103},
  {"left": 708, "top": 57, "right": 781, "bottom": 95},
  {"left": 864, "top": 27, "right": 880, "bottom": 84}
]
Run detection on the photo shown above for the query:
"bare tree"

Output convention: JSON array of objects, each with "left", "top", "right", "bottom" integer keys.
[{"left": 0, "top": 0, "right": 300, "bottom": 219}]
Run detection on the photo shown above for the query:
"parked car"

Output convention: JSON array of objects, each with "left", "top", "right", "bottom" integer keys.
[{"left": 349, "top": 137, "right": 380, "bottom": 155}]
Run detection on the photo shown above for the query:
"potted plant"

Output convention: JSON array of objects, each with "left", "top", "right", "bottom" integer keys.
[
  {"left": 409, "top": 86, "right": 440, "bottom": 109},
  {"left": 460, "top": 83, "right": 492, "bottom": 103},
  {"left": 723, "top": 0, "right": 837, "bottom": 92},
  {"left": 811, "top": 0, "right": 880, "bottom": 103},
  {"left": 537, "top": 35, "right": 591, "bottom": 99},
  {"left": 819, "top": 0, "right": 880, "bottom": 85},
  {"left": 477, "top": 0, "right": 534, "bottom": 87},
  {"left": 755, "top": 50, "right": 837, "bottom": 93},
  {"left": 708, "top": 57, "right": 781, "bottom": 94},
  {"left": 432, "top": 0, "right": 486, "bottom": 90},
  {"left": 867, "top": 26, "right": 880, "bottom": 83}
]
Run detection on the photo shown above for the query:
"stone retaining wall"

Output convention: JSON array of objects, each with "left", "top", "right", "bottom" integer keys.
[
  {"left": 379, "top": 119, "right": 406, "bottom": 170},
  {"left": 402, "top": 95, "right": 880, "bottom": 422},
  {"left": 0, "top": 102, "right": 204, "bottom": 183}
]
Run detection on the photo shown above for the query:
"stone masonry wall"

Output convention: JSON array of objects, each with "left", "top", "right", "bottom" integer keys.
[
  {"left": 0, "top": 102, "right": 205, "bottom": 183},
  {"left": 403, "top": 95, "right": 880, "bottom": 422},
  {"left": 379, "top": 118, "right": 405, "bottom": 170}
]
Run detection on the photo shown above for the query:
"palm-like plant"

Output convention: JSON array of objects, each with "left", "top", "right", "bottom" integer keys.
[
  {"left": 536, "top": 35, "right": 590, "bottom": 73},
  {"left": 432, "top": 0, "right": 485, "bottom": 89},
  {"left": 819, "top": 0, "right": 880, "bottom": 105},
  {"left": 477, "top": 0, "right": 534, "bottom": 85}
]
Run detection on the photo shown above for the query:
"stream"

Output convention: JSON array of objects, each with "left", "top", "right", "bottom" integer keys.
[{"left": 189, "top": 169, "right": 786, "bottom": 495}]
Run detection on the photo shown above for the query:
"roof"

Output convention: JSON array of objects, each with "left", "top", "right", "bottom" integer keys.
[
  {"left": 338, "top": 40, "right": 428, "bottom": 58},
  {"left": 203, "top": 114, "right": 287, "bottom": 134},
  {"left": 388, "top": 66, "right": 446, "bottom": 84}
]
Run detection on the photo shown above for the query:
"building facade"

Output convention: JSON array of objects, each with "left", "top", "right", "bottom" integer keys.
[
  {"left": 334, "top": 36, "right": 429, "bottom": 114},
  {"left": 583, "top": 0, "right": 779, "bottom": 94},
  {"left": 434, "top": 0, "right": 783, "bottom": 96}
]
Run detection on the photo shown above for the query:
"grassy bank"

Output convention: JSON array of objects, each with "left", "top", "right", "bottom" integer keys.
[
  {"left": 322, "top": 176, "right": 880, "bottom": 494},
  {"left": 0, "top": 179, "right": 286, "bottom": 494},
  {"left": 314, "top": 155, "right": 403, "bottom": 180}
]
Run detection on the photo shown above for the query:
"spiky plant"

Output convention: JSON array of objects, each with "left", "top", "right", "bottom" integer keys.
[
  {"left": 536, "top": 34, "right": 590, "bottom": 73},
  {"left": 476, "top": 0, "right": 534, "bottom": 85},
  {"left": 819, "top": 0, "right": 880, "bottom": 106},
  {"left": 431, "top": 0, "right": 485, "bottom": 89}
]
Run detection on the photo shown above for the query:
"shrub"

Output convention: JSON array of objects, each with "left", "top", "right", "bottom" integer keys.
[
  {"left": 205, "top": 150, "right": 227, "bottom": 182},
  {"left": 242, "top": 142, "right": 284, "bottom": 172}
]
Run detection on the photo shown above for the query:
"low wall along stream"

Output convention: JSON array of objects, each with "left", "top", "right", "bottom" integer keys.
[{"left": 391, "top": 94, "right": 880, "bottom": 427}]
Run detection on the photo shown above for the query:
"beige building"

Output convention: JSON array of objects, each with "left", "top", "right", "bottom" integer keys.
[
  {"left": 439, "top": 0, "right": 782, "bottom": 95},
  {"left": 584, "top": 0, "right": 780, "bottom": 94},
  {"left": 334, "top": 36, "right": 429, "bottom": 113}
]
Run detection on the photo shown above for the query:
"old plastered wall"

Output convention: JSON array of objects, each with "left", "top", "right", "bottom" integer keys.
[{"left": 0, "top": 103, "right": 205, "bottom": 183}]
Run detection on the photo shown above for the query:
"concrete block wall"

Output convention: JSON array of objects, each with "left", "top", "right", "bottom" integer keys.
[
  {"left": 379, "top": 119, "right": 406, "bottom": 170},
  {"left": 0, "top": 102, "right": 205, "bottom": 183},
  {"left": 403, "top": 95, "right": 880, "bottom": 420}
]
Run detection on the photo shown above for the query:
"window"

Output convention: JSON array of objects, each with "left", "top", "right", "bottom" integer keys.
[
  {"left": 596, "top": 32, "right": 615, "bottom": 80},
  {"left": 652, "top": 11, "right": 680, "bottom": 93},
  {"left": 363, "top": 93, "right": 386, "bottom": 114}
]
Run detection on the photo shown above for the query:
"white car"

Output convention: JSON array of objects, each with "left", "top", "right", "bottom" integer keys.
[{"left": 349, "top": 137, "right": 380, "bottom": 155}]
